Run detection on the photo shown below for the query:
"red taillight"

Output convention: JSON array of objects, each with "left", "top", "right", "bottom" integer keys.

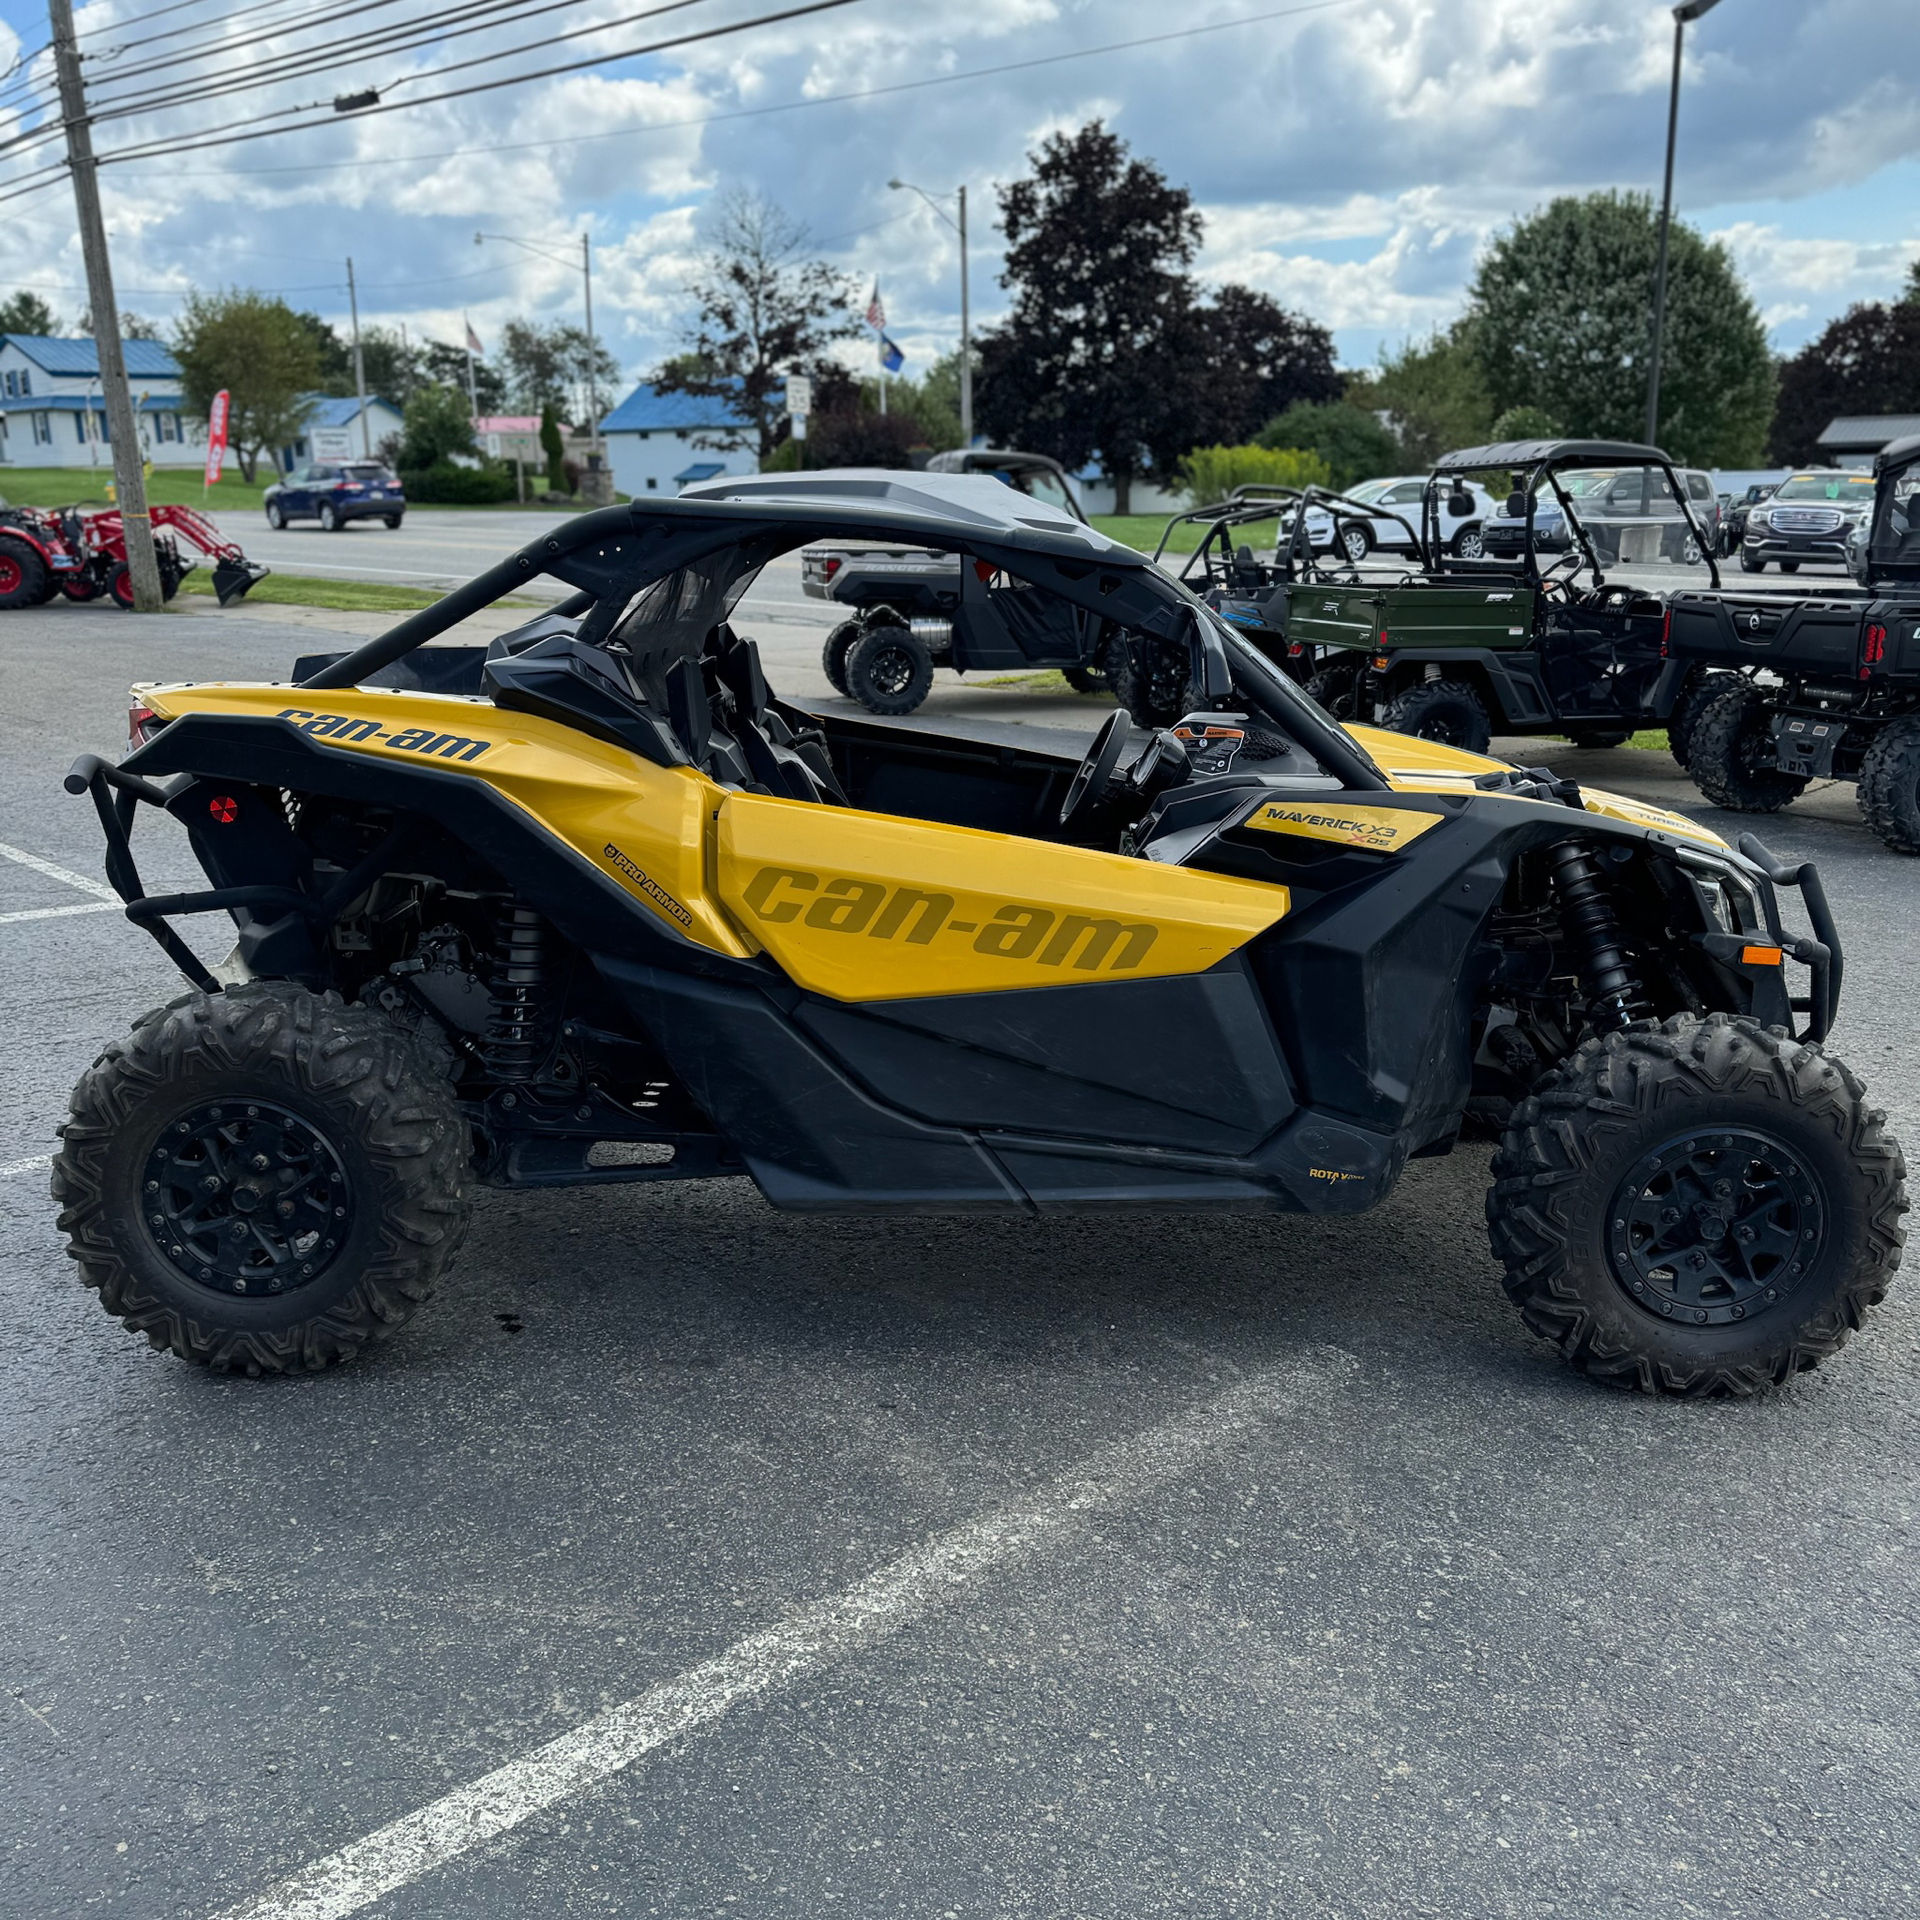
[
  {"left": 340, "top": 483, "right": 365, "bottom": 494},
  {"left": 128, "top": 703, "right": 161, "bottom": 746},
  {"left": 1287, "top": 642, "right": 1304, "bottom": 657},
  {"left": 1659, "top": 608, "right": 1670, "bottom": 657},
  {"left": 821, "top": 556, "right": 841, "bottom": 578},
  {"left": 1864, "top": 623, "right": 1886, "bottom": 663}
]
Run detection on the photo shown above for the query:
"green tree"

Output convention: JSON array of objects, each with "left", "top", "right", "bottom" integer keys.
[
  {"left": 1178, "top": 443, "right": 1330, "bottom": 505},
  {"left": 1256, "top": 399, "right": 1400, "bottom": 489},
  {"left": 1186, "top": 287, "right": 1342, "bottom": 449},
  {"left": 171, "top": 289, "right": 322, "bottom": 482},
  {"left": 421, "top": 338, "right": 504, "bottom": 413},
  {"left": 1767, "top": 270, "right": 1920, "bottom": 464},
  {"left": 920, "top": 346, "right": 976, "bottom": 444},
  {"left": 397, "top": 384, "right": 478, "bottom": 469},
  {"left": 976, "top": 121, "right": 1207, "bottom": 514},
  {"left": 1356, "top": 325, "right": 1492, "bottom": 465},
  {"left": 357, "top": 325, "right": 423, "bottom": 404},
  {"left": 1465, "top": 190, "right": 1772, "bottom": 465},
  {"left": 0, "top": 291, "right": 61, "bottom": 335},
  {"left": 1490, "top": 404, "right": 1563, "bottom": 442},
  {"left": 291, "top": 310, "right": 355, "bottom": 395},
  {"left": 540, "top": 401, "right": 568, "bottom": 493},
  {"left": 75, "top": 307, "right": 162, "bottom": 340},
  {"left": 656, "top": 189, "right": 858, "bottom": 463}
]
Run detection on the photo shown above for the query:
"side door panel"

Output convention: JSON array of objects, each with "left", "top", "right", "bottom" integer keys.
[{"left": 1382, "top": 584, "right": 1533, "bottom": 651}]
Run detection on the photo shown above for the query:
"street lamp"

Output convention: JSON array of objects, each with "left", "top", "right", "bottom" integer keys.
[
  {"left": 888, "top": 178, "right": 972, "bottom": 447},
  {"left": 474, "top": 229, "right": 606, "bottom": 466},
  {"left": 1644, "top": 0, "right": 1727, "bottom": 447}
]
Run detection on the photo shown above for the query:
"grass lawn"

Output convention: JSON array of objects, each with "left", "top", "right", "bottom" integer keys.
[
  {"left": 1089, "top": 513, "right": 1207, "bottom": 556},
  {"left": 0, "top": 467, "right": 614, "bottom": 514},
  {"left": 174, "top": 572, "right": 539, "bottom": 615},
  {"left": 1544, "top": 730, "right": 1671, "bottom": 753}
]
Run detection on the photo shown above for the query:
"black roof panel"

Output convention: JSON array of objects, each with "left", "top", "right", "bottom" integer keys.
[{"left": 1434, "top": 438, "right": 1673, "bottom": 473}]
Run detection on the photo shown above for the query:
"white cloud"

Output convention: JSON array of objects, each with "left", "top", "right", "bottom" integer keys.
[{"left": 1, "top": 0, "right": 1914, "bottom": 392}]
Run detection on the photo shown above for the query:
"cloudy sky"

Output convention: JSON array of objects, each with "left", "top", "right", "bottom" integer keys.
[{"left": 0, "top": 0, "right": 1914, "bottom": 405}]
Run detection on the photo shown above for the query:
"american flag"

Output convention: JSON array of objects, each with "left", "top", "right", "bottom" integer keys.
[
  {"left": 465, "top": 318, "right": 484, "bottom": 356},
  {"left": 865, "top": 282, "right": 885, "bottom": 331}
]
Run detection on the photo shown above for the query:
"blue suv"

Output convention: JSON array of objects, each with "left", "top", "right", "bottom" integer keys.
[{"left": 264, "top": 461, "right": 406, "bottom": 531}]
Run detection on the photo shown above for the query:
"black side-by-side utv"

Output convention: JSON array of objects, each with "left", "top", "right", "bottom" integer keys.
[{"left": 1672, "top": 433, "right": 1920, "bottom": 852}]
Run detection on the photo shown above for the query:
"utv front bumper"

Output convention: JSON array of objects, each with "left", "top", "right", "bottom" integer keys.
[{"left": 1730, "top": 834, "right": 1842, "bottom": 1042}]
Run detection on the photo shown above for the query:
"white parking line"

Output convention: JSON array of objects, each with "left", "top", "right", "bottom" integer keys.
[
  {"left": 213, "top": 1346, "right": 1352, "bottom": 1920},
  {"left": 0, "top": 900, "right": 119, "bottom": 926},
  {"left": 0, "top": 840, "right": 118, "bottom": 902}
]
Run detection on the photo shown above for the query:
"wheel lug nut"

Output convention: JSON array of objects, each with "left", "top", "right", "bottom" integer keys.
[
  {"left": 278, "top": 1200, "right": 294, "bottom": 1216},
  {"left": 252, "top": 1154, "right": 270, "bottom": 1172},
  {"left": 203, "top": 1175, "right": 221, "bottom": 1192}
]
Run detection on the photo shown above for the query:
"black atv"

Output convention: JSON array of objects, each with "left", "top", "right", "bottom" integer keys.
[
  {"left": 1672, "top": 433, "right": 1920, "bottom": 853},
  {"left": 777, "top": 450, "right": 1119, "bottom": 715},
  {"left": 1284, "top": 440, "right": 1729, "bottom": 764},
  {"left": 52, "top": 468, "right": 1904, "bottom": 1394}
]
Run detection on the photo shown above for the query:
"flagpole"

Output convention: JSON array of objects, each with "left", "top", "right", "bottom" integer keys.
[{"left": 463, "top": 315, "right": 479, "bottom": 420}]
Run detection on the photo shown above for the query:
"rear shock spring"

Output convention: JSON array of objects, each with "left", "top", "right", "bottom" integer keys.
[
  {"left": 482, "top": 904, "right": 555, "bottom": 1082},
  {"left": 1548, "top": 840, "right": 1642, "bottom": 1033}
]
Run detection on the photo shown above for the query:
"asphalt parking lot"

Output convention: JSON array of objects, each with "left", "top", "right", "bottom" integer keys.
[{"left": 3, "top": 590, "right": 1918, "bottom": 1920}]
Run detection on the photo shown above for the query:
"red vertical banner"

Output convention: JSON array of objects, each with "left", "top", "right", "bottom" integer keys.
[{"left": 203, "top": 389, "right": 230, "bottom": 489}]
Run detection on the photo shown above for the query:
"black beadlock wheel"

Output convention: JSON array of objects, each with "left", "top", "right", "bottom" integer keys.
[
  {"left": 821, "top": 619, "right": 861, "bottom": 696},
  {"left": 1061, "top": 663, "right": 1112, "bottom": 696},
  {"left": 1667, "top": 669, "right": 1741, "bottom": 770},
  {"left": 844, "top": 622, "right": 933, "bottom": 716},
  {"left": 1688, "top": 685, "right": 1807, "bottom": 813},
  {"left": 1856, "top": 714, "right": 1920, "bottom": 855},
  {"left": 1487, "top": 1014, "right": 1906, "bottom": 1396},
  {"left": 0, "top": 536, "right": 48, "bottom": 609},
  {"left": 1380, "top": 677, "right": 1492, "bottom": 754},
  {"left": 53, "top": 985, "right": 472, "bottom": 1374}
]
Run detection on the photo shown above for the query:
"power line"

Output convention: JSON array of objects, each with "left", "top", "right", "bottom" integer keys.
[
  {"left": 0, "top": 0, "right": 1357, "bottom": 204},
  {"left": 113, "top": 0, "right": 1362, "bottom": 178},
  {"left": 86, "top": 0, "right": 367, "bottom": 60},
  {"left": 88, "top": 0, "right": 564, "bottom": 114},
  {"left": 99, "top": 0, "right": 866, "bottom": 163}
]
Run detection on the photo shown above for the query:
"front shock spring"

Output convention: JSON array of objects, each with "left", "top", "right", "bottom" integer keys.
[
  {"left": 482, "top": 904, "right": 555, "bottom": 1081},
  {"left": 1548, "top": 840, "right": 1642, "bottom": 1033}
]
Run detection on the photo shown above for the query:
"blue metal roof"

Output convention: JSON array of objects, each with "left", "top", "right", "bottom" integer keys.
[
  {"left": 1, "top": 334, "right": 181, "bottom": 377},
  {"left": 674, "top": 460, "right": 726, "bottom": 485},
  {"left": 0, "top": 392, "right": 182, "bottom": 412},
  {"left": 298, "top": 392, "right": 399, "bottom": 429},
  {"left": 600, "top": 381, "right": 756, "bottom": 434}
]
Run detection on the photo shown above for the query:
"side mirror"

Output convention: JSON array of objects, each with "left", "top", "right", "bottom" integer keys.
[{"left": 1505, "top": 489, "right": 1528, "bottom": 519}]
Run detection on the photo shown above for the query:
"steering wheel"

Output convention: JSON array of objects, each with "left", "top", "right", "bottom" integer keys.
[
  {"left": 1058, "top": 709, "right": 1133, "bottom": 829},
  {"left": 1537, "top": 548, "right": 1585, "bottom": 601}
]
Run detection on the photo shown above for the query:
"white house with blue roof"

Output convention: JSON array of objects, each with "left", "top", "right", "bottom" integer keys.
[
  {"left": 0, "top": 334, "right": 200, "bottom": 469},
  {"left": 598, "top": 382, "right": 761, "bottom": 497},
  {"left": 276, "top": 393, "right": 405, "bottom": 473}
]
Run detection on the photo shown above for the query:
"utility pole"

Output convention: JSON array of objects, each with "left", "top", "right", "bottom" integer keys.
[
  {"left": 582, "top": 231, "right": 602, "bottom": 460},
  {"left": 1645, "top": 0, "right": 1726, "bottom": 447},
  {"left": 957, "top": 184, "right": 972, "bottom": 447},
  {"left": 49, "top": 0, "right": 163, "bottom": 611},
  {"left": 346, "top": 256, "right": 370, "bottom": 458}
]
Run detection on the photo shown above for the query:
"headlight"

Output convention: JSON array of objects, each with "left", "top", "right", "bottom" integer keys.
[{"left": 1747, "top": 509, "right": 1770, "bottom": 530}]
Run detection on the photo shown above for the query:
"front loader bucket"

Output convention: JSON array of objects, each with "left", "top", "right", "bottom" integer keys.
[{"left": 213, "top": 557, "right": 270, "bottom": 606}]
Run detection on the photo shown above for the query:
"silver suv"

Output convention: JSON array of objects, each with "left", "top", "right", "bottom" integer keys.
[{"left": 1740, "top": 468, "right": 1876, "bottom": 574}]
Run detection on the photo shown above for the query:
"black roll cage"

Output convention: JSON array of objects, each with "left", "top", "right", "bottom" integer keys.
[{"left": 1417, "top": 439, "right": 1722, "bottom": 593}]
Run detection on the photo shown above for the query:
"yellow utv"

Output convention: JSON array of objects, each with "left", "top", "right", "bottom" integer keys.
[{"left": 54, "top": 474, "right": 1904, "bottom": 1393}]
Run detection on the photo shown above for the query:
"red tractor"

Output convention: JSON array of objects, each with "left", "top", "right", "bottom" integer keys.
[{"left": 0, "top": 502, "right": 268, "bottom": 610}]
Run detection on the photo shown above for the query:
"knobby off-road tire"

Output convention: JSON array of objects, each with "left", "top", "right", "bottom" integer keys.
[
  {"left": 1856, "top": 714, "right": 1920, "bottom": 855},
  {"left": 53, "top": 985, "right": 471, "bottom": 1375},
  {"left": 1109, "top": 634, "right": 1202, "bottom": 730},
  {"left": 1688, "top": 685, "right": 1808, "bottom": 813},
  {"left": 1380, "top": 677, "right": 1493, "bottom": 755},
  {"left": 821, "top": 619, "right": 861, "bottom": 695},
  {"left": 1061, "top": 662, "right": 1112, "bottom": 696},
  {"left": 1303, "top": 665, "right": 1360, "bottom": 722},
  {"left": 0, "top": 535, "right": 48, "bottom": 609},
  {"left": 1667, "top": 669, "right": 1742, "bottom": 770},
  {"left": 844, "top": 622, "right": 933, "bottom": 716},
  {"left": 1488, "top": 1014, "right": 1906, "bottom": 1396}
]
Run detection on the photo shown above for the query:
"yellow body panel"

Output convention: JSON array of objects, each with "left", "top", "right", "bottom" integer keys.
[
  {"left": 714, "top": 791, "right": 1287, "bottom": 1001},
  {"left": 1350, "top": 721, "right": 1731, "bottom": 851},
  {"left": 136, "top": 681, "right": 754, "bottom": 957}
]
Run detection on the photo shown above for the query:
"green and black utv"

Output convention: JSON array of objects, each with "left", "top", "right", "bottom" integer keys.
[{"left": 1283, "top": 441, "right": 1729, "bottom": 762}]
